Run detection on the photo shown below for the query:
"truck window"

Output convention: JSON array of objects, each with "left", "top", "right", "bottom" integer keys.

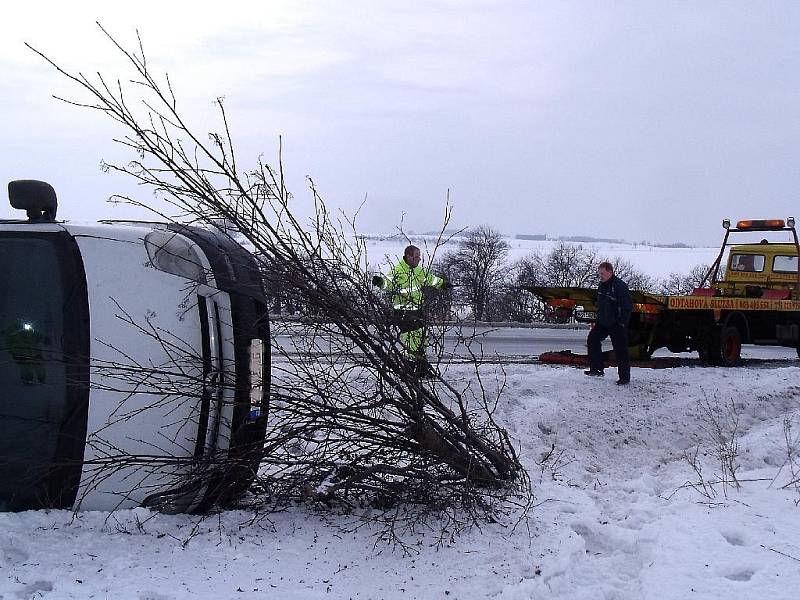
[
  {"left": 773, "top": 255, "right": 798, "bottom": 273},
  {"left": 730, "top": 254, "right": 765, "bottom": 273},
  {"left": 0, "top": 233, "right": 89, "bottom": 510}
]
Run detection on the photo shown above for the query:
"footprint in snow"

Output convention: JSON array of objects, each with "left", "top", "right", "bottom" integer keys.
[
  {"left": 537, "top": 421, "right": 555, "bottom": 435},
  {"left": 721, "top": 531, "right": 746, "bottom": 547},
  {"left": 570, "top": 522, "right": 613, "bottom": 554},
  {"left": 2, "top": 541, "right": 30, "bottom": 565},
  {"left": 138, "top": 592, "right": 176, "bottom": 600},
  {"left": 725, "top": 569, "right": 755, "bottom": 582},
  {"left": 14, "top": 580, "right": 53, "bottom": 598}
]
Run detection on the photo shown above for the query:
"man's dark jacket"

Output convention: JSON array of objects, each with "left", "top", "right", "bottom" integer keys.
[{"left": 597, "top": 275, "right": 632, "bottom": 328}]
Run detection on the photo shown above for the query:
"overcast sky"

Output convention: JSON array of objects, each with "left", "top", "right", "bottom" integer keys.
[{"left": 2, "top": 1, "right": 799, "bottom": 245}]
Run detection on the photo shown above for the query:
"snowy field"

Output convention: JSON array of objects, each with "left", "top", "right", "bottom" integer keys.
[
  {"left": 3, "top": 361, "right": 800, "bottom": 599},
  {"left": 362, "top": 235, "right": 720, "bottom": 280}
]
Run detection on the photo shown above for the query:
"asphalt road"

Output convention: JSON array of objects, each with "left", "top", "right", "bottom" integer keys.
[
  {"left": 438, "top": 326, "right": 592, "bottom": 358},
  {"left": 275, "top": 324, "right": 799, "bottom": 362},
  {"left": 439, "top": 326, "right": 798, "bottom": 360}
]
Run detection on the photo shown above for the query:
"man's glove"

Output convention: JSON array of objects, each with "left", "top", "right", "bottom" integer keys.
[
  {"left": 372, "top": 275, "right": 384, "bottom": 288},
  {"left": 441, "top": 277, "right": 454, "bottom": 290}
]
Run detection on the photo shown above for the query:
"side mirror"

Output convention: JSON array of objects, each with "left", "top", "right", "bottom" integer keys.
[{"left": 8, "top": 180, "right": 58, "bottom": 222}]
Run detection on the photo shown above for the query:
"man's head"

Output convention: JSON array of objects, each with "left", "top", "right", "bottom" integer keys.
[
  {"left": 403, "top": 245, "right": 422, "bottom": 268},
  {"left": 598, "top": 261, "right": 614, "bottom": 283}
]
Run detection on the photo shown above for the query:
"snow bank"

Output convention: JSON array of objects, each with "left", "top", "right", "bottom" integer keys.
[
  {"left": 3, "top": 363, "right": 800, "bottom": 599},
  {"left": 494, "top": 363, "right": 800, "bottom": 600}
]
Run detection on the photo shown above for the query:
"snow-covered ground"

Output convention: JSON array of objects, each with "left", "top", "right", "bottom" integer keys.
[
  {"left": 3, "top": 362, "right": 800, "bottom": 599},
  {"left": 363, "top": 235, "right": 720, "bottom": 280}
]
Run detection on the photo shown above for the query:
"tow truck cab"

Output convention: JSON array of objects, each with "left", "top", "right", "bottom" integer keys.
[
  {"left": 661, "top": 217, "right": 800, "bottom": 364},
  {"left": 0, "top": 180, "right": 269, "bottom": 512},
  {"left": 705, "top": 218, "right": 800, "bottom": 299},
  {"left": 716, "top": 243, "right": 799, "bottom": 300}
]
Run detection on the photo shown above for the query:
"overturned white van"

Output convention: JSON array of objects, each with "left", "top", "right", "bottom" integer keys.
[{"left": 0, "top": 180, "right": 270, "bottom": 512}]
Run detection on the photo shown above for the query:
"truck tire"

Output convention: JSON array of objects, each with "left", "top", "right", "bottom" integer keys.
[
  {"left": 720, "top": 326, "right": 742, "bottom": 366},
  {"left": 628, "top": 343, "right": 652, "bottom": 361},
  {"left": 705, "top": 325, "right": 741, "bottom": 366},
  {"left": 698, "top": 327, "right": 715, "bottom": 364}
]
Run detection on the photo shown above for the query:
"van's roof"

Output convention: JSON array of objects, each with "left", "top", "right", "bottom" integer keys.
[{"left": 0, "top": 220, "right": 178, "bottom": 239}]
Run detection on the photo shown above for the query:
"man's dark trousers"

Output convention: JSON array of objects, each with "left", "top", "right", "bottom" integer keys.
[{"left": 587, "top": 323, "right": 630, "bottom": 381}]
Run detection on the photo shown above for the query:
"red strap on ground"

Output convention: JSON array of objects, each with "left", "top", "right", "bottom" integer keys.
[{"left": 538, "top": 350, "right": 683, "bottom": 369}]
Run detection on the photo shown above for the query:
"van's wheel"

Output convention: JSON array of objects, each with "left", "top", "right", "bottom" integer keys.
[{"left": 701, "top": 325, "right": 742, "bottom": 366}]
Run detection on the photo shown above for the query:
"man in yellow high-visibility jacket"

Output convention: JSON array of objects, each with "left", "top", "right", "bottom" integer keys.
[{"left": 372, "top": 245, "right": 448, "bottom": 370}]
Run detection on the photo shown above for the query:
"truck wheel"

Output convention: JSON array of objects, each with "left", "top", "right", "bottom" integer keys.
[
  {"left": 702, "top": 325, "right": 741, "bottom": 366},
  {"left": 698, "top": 329, "right": 716, "bottom": 364},
  {"left": 628, "top": 344, "right": 652, "bottom": 361},
  {"left": 698, "top": 343, "right": 710, "bottom": 363},
  {"left": 717, "top": 326, "right": 742, "bottom": 366}
]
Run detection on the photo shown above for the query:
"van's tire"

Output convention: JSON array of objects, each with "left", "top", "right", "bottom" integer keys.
[{"left": 704, "top": 325, "right": 742, "bottom": 366}]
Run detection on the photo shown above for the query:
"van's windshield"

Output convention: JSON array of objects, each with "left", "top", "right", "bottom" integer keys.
[{"left": 0, "top": 232, "right": 89, "bottom": 510}]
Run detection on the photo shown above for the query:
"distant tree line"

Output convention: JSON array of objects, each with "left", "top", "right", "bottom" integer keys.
[
  {"left": 432, "top": 226, "right": 710, "bottom": 322},
  {"left": 265, "top": 225, "right": 710, "bottom": 323}
]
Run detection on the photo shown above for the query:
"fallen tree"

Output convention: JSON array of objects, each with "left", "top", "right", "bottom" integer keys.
[{"left": 29, "top": 26, "right": 531, "bottom": 537}]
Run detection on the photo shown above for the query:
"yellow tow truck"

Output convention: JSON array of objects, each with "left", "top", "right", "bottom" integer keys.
[{"left": 526, "top": 218, "right": 800, "bottom": 366}]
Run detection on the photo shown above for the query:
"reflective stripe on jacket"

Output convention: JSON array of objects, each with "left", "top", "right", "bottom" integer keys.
[{"left": 377, "top": 259, "right": 444, "bottom": 310}]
